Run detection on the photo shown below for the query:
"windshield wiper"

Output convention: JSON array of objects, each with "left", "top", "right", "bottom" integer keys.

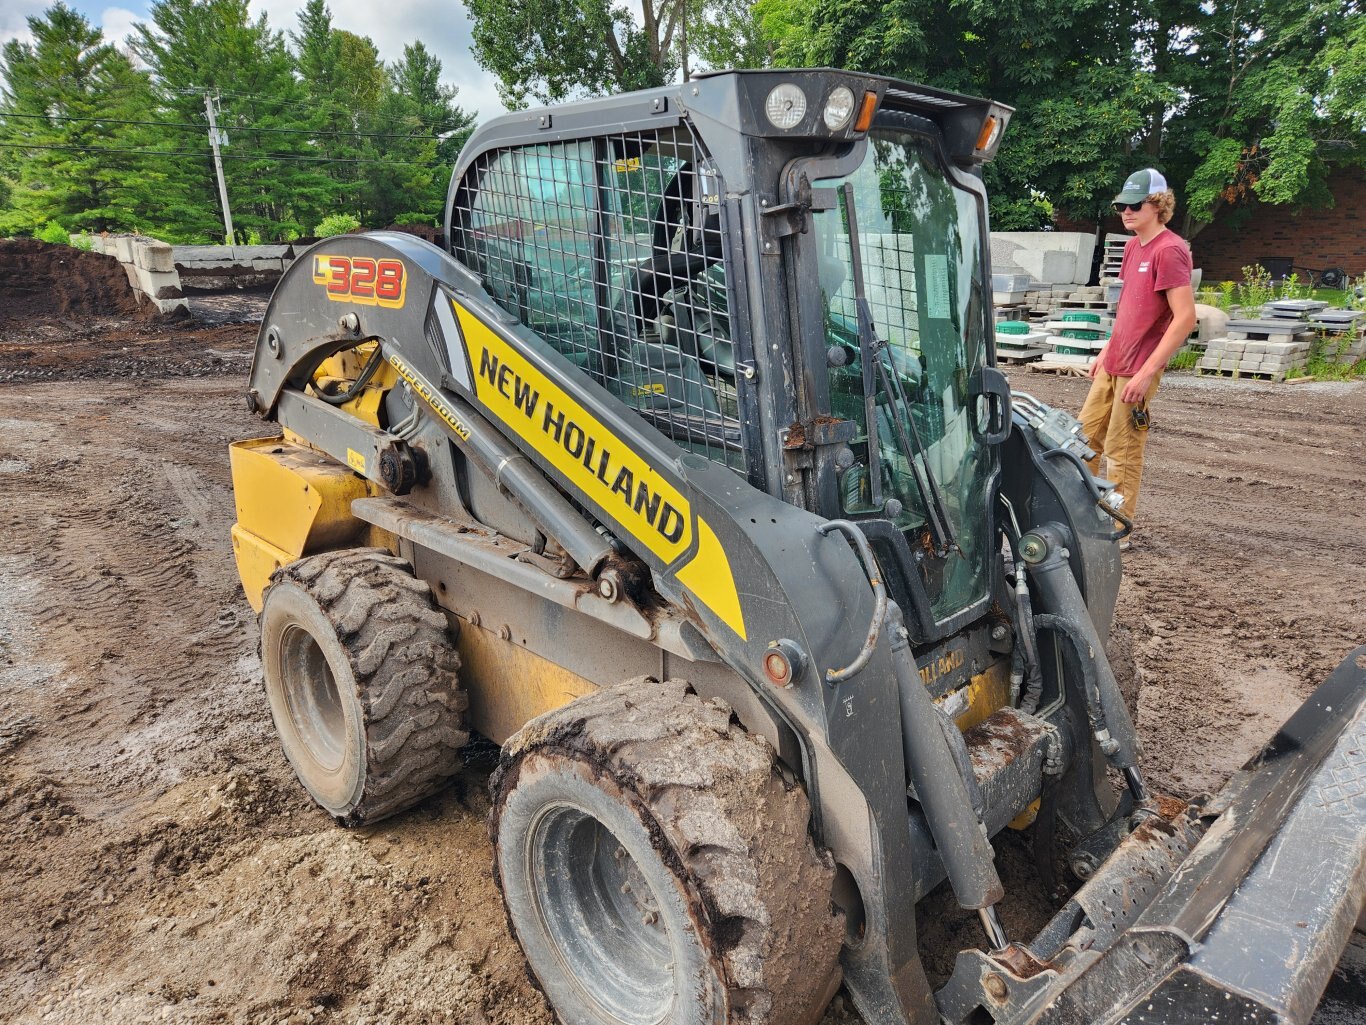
[{"left": 841, "top": 183, "right": 959, "bottom": 556}]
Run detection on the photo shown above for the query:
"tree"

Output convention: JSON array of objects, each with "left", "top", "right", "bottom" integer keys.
[
  {"left": 0, "top": 3, "right": 163, "bottom": 235},
  {"left": 133, "top": 0, "right": 335, "bottom": 240},
  {"left": 758, "top": 0, "right": 1170, "bottom": 227},
  {"left": 756, "top": 0, "right": 1363, "bottom": 231},
  {"left": 1163, "top": 0, "right": 1365, "bottom": 236},
  {"left": 466, "top": 0, "right": 766, "bottom": 107},
  {"left": 359, "top": 42, "right": 476, "bottom": 226}
]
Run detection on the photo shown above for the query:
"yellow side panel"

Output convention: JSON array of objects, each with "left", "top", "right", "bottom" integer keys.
[
  {"left": 231, "top": 524, "right": 295, "bottom": 613},
  {"left": 229, "top": 437, "right": 375, "bottom": 607},
  {"left": 230, "top": 438, "right": 372, "bottom": 553},
  {"left": 456, "top": 618, "right": 599, "bottom": 745}
]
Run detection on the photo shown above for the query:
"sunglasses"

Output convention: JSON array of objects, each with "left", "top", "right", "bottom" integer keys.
[{"left": 1113, "top": 201, "right": 1148, "bottom": 213}]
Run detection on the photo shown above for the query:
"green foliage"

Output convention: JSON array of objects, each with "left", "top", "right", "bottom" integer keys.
[
  {"left": 466, "top": 0, "right": 669, "bottom": 107},
  {"left": 1167, "top": 348, "right": 1200, "bottom": 370},
  {"left": 315, "top": 212, "right": 362, "bottom": 236},
  {"left": 1236, "top": 264, "right": 1275, "bottom": 311},
  {"left": 755, "top": 0, "right": 1362, "bottom": 229},
  {"left": 71, "top": 232, "right": 93, "bottom": 250},
  {"left": 466, "top": 0, "right": 764, "bottom": 107},
  {"left": 36, "top": 220, "right": 69, "bottom": 243},
  {"left": 0, "top": 3, "right": 163, "bottom": 234},
  {"left": 1304, "top": 330, "right": 1366, "bottom": 381},
  {"left": 0, "top": 0, "right": 476, "bottom": 242}
]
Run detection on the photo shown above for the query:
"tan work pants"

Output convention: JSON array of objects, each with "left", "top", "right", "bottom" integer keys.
[{"left": 1078, "top": 366, "right": 1163, "bottom": 523}]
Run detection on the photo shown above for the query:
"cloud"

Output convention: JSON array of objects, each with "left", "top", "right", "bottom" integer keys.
[
  {"left": 99, "top": 6, "right": 142, "bottom": 48},
  {"left": 247, "top": 0, "right": 507, "bottom": 122},
  {"left": 0, "top": 0, "right": 49, "bottom": 48}
]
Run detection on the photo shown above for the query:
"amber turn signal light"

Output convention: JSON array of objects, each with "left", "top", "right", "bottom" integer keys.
[{"left": 853, "top": 91, "right": 879, "bottom": 133}]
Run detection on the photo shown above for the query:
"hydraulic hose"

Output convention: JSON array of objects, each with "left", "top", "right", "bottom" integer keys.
[{"left": 1033, "top": 613, "right": 1116, "bottom": 757}]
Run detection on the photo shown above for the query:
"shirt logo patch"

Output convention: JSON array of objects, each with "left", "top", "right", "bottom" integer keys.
[{"left": 1138, "top": 261, "right": 1151, "bottom": 272}]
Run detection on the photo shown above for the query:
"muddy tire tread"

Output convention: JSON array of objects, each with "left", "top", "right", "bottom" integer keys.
[
  {"left": 493, "top": 678, "right": 842, "bottom": 1025},
  {"left": 270, "top": 547, "right": 468, "bottom": 825}
]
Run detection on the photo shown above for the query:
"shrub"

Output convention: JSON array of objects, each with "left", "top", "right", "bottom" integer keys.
[
  {"left": 71, "top": 233, "right": 94, "bottom": 251},
  {"left": 36, "top": 221, "right": 69, "bottom": 244},
  {"left": 314, "top": 213, "right": 362, "bottom": 237}
]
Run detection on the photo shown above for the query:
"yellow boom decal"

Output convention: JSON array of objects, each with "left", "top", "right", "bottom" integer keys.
[{"left": 452, "top": 301, "right": 746, "bottom": 640}]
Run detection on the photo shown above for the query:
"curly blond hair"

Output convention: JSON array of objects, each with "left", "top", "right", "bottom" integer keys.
[{"left": 1148, "top": 189, "right": 1176, "bottom": 224}]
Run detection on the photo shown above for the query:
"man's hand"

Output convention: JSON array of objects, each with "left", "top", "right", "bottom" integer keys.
[{"left": 1120, "top": 371, "right": 1153, "bottom": 404}]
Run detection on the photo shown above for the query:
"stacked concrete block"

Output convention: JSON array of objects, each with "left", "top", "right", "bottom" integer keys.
[
  {"left": 1197, "top": 338, "right": 1310, "bottom": 381},
  {"left": 1304, "top": 309, "right": 1366, "bottom": 364},
  {"left": 82, "top": 233, "right": 189, "bottom": 315},
  {"left": 991, "top": 232, "right": 1096, "bottom": 286},
  {"left": 994, "top": 321, "right": 1051, "bottom": 363},
  {"left": 172, "top": 244, "right": 295, "bottom": 290},
  {"left": 1263, "top": 298, "right": 1329, "bottom": 321}
]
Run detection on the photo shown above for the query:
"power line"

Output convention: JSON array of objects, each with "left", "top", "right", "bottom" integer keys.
[
  {"left": 0, "top": 141, "right": 445, "bottom": 166},
  {"left": 191, "top": 87, "right": 465, "bottom": 132},
  {"left": 0, "top": 110, "right": 450, "bottom": 142}
]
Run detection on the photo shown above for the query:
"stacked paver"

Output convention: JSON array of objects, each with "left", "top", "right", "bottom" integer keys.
[
  {"left": 994, "top": 320, "right": 1051, "bottom": 362},
  {"left": 1197, "top": 303, "right": 1365, "bottom": 381}
]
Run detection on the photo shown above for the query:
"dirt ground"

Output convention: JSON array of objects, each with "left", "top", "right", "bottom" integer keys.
[{"left": 1, "top": 288, "right": 1363, "bottom": 1024}]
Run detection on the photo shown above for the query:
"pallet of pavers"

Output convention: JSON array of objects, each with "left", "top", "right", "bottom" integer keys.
[
  {"left": 1224, "top": 318, "right": 1316, "bottom": 343},
  {"left": 994, "top": 321, "right": 1051, "bottom": 364},
  {"left": 1197, "top": 337, "right": 1308, "bottom": 382}
]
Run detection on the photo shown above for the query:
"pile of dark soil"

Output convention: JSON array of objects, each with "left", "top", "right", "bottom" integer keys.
[{"left": 0, "top": 238, "right": 155, "bottom": 322}]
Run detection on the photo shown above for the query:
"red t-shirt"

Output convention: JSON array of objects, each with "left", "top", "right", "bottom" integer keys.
[{"left": 1103, "top": 229, "right": 1192, "bottom": 377}]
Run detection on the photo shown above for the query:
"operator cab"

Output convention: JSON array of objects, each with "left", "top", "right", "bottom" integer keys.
[{"left": 444, "top": 70, "right": 1015, "bottom": 643}]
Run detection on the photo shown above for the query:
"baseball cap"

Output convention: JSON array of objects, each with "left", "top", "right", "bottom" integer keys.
[{"left": 1114, "top": 168, "right": 1168, "bottom": 203}]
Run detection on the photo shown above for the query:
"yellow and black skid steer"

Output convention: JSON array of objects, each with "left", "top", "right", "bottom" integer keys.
[{"left": 230, "top": 69, "right": 1366, "bottom": 1025}]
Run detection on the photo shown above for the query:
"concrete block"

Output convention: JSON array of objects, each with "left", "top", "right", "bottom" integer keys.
[
  {"left": 233, "top": 245, "right": 289, "bottom": 261},
  {"left": 133, "top": 239, "right": 176, "bottom": 273},
  {"left": 250, "top": 257, "right": 284, "bottom": 273},
  {"left": 132, "top": 267, "right": 184, "bottom": 300},
  {"left": 1263, "top": 341, "right": 1304, "bottom": 356},
  {"left": 1244, "top": 342, "right": 1268, "bottom": 355},
  {"left": 1223, "top": 340, "right": 1247, "bottom": 353},
  {"left": 112, "top": 235, "right": 135, "bottom": 263},
  {"left": 1239, "top": 358, "right": 1262, "bottom": 370}
]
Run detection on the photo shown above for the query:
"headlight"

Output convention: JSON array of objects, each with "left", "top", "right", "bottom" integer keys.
[
  {"left": 764, "top": 83, "right": 808, "bottom": 130},
  {"left": 822, "top": 86, "right": 855, "bottom": 131}
]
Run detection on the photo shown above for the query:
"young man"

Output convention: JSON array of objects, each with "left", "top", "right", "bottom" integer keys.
[{"left": 1079, "top": 168, "right": 1197, "bottom": 545}]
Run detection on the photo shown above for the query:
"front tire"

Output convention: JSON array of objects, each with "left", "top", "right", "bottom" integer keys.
[
  {"left": 491, "top": 678, "right": 843, "bottom": 1025},
  {"left": 260, "top": 547, "right": 468, "bottom": 825}
]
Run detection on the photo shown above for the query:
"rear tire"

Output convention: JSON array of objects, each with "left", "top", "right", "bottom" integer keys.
[
  {"left": 491, "top": 678, "right": 843, "bottom": 1025},
  {"left": 260, "top": 547, "right": 468, "bottom": 825}
]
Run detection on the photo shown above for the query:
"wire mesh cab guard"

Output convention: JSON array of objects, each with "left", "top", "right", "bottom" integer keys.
[{"left": 448, "top": 124, "right": 747, "bottom": 474}]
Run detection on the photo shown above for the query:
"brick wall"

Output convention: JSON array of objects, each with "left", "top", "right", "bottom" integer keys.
[
  {"left": 1051, "top": 169, "right": 1363, "bottom": 285},
  {"left": 1191, "top": 170, "right": 1365, "bottom": 284}
]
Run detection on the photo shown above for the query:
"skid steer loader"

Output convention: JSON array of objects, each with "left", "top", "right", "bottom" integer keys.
[{"left": 229, "top": 69, "right": 1366, "bottom": 1025}]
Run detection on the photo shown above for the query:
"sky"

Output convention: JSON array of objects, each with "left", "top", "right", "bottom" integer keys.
[{"left": 0, "top": 0, "right": 510, "bottom": 122}]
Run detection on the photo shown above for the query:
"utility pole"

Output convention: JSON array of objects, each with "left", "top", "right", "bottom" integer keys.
[{"left": 203, "top": 93, "right": 235, "bottom": 244}]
